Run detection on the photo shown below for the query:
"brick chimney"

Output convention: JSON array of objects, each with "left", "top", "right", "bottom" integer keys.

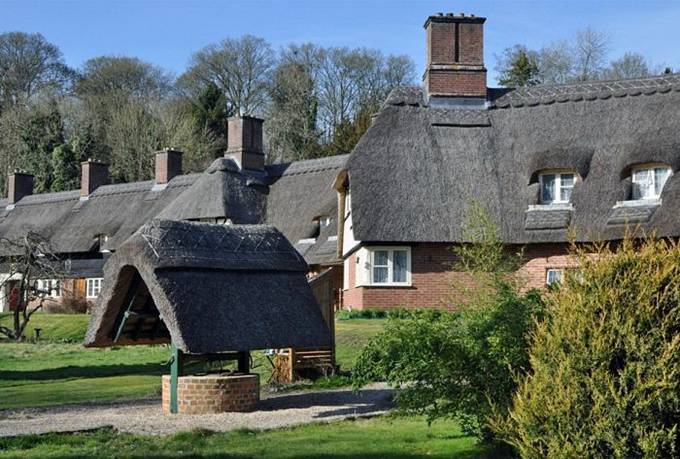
[
  {"left": 226, "top": 116, "right": 264, "bottom": 171},
  {"left": 155, "top": 148, "right": 183, "bottom": 184},
  {"left": 7, "top": 170, "right": 33, "bottom": 205},
  {"left": 423, "top": 12, "right": 487, "bottom": 106},
  {"left": 81, "top": 159, "right": 109, "bottom": 197}
]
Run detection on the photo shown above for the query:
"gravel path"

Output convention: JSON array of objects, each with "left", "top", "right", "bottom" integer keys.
[{"left": 0, "top": 383, "right": 393, "bottom": 437}]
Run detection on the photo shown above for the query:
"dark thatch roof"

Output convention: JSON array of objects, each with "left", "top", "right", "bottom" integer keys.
[
  {"left": 0, "top": 153, "right": 346, "bottom": 266},
  {"left": 84, "top": 219, "right": 332, "bottom": 353},
  {"left": 266, "top": 154, "right": 348, "bottom": 265},
  {"left": 347, "top": 74, "right": 680, "bottom": 244},
  {"left": 158, "top": 157, "right": 268, "bottom": 223},
  {"left": 0, "top": 175, "right": 198, "bottom": 256}
]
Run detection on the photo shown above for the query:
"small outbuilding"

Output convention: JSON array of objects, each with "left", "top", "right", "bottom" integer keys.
[{"left": 85, "top": 219, "right": 332, "bottom": 414}]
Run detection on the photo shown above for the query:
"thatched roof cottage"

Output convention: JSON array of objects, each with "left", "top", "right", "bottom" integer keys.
[{"left": 337, "top": 13, "right": 680, "bottom": 310}]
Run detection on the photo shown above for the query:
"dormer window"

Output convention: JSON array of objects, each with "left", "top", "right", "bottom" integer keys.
[
  {"left": 539, "top": 172, "right": 575, "bottom": 204},
  {"left": 631, "top": 165, "right": 671, "bottom": 200}
]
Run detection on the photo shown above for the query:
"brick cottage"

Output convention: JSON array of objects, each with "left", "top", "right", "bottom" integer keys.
[{"left": 335, "top": 13, "right": 680, "bottom": 310}]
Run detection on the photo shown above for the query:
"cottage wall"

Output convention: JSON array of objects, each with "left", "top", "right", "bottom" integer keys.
[{"left": 341, "top": 242, "right": 574, "bottom": 310}]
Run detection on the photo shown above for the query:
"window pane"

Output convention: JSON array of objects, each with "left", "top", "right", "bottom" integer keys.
[
  {"left": 546, "top": 269, "right": 563, "bottom": 285},
  {"left": 540, "top": 174, "right": 556, "bottom": 203},
  {"left": 393, "top": 250, "right": 408, "bottom": 283},
  {"left": 560, "top": 174, "right": 574, "bottom": 187},
  {"left": 373, "top": 250, "right": 388, "bottom": 267},
  {"left": 373, "top": 267, "right": 388, "bottom": 283},
  {"left": 632, "top": 169, "right": 653, "bottom": 199},
  {"left": 654, "top": 167, "right": 670, "bottom": 196}
]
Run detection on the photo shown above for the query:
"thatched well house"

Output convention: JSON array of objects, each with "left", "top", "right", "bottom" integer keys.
[{"left": 84, "top": 219, "right": 332, "bottom": 352}]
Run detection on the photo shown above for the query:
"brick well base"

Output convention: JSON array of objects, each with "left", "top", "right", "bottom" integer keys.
[{"left": 162, "top": 374, "right": 259, "bottom": 414}]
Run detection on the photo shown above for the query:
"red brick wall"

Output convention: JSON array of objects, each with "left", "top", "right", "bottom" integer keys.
[
  {"left": 427, "top": 21, "right": 456, "bottom": 64},
  {"left": 162, "top": 374, "right": 259, "bottom": 414},
  {"left": 458, "top": 22, "right": 484, "bottom": 64},
  {"left": 425, "top": 70, "right": 487, "bottom": 98},
  {"left": 342, "top": 243, "right": 574, "bottom": 310}
]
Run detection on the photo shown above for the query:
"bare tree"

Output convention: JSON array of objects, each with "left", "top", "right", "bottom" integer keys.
[
  {"left": 0, "top": 232, "right": 66, "bottom": 341},
  {"left": 0, "top": 32, "right": 74, "bottom": 110},
  {"left": 603, "top": 52, "right": 652, "bottom": 80},
  {"left": 573, "top": 27, "right": 610, "bottom": 81},
  {"left": 180, "top": 35, "right": 276, "bottom": 116}
]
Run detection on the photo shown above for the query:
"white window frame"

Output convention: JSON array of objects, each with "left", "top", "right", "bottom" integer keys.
[
  {"left": 546, "top": 268, "right": 564, "bottom": 286},
  {"left": 630, "top": 164, "right": 672, "bottom": 200},
  {"left": 366, "top": 247, "right": 412, "bottom": 287},
  {"left": 86, "top": 278, "right": 103, "bottom": 299},
  {"left": 36, "top": 279, "right": 60, "bottom": 298},
  {"left": 538, "top": 171, "right": 577, "bottom": 204}
]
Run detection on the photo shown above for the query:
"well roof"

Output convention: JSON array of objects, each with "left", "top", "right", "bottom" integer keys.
[{"left": 84, "top": 219, "right": 332, "bottom": 353}]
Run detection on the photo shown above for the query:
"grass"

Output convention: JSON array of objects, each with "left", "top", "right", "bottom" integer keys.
[
  {"left": 0, "top": 414, "right": 507, "bottom": 458},
  {"left": 0, "top": 314, "right": 385, "bottom": 410}
]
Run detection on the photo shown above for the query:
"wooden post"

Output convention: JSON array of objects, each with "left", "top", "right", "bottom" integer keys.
[
  {"left": 288, "top": 348, "right": 295, "bottom": 382},
  {"left": 170, "top": 342, "right": 183, "bottom": 414},
  {"left": 237, "top": 351, "right": 249, "bottom": 374}
]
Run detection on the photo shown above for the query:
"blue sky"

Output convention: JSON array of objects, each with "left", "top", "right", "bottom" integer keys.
[{"left": 3, "top": 0, "right": 680, "bottom": 85}]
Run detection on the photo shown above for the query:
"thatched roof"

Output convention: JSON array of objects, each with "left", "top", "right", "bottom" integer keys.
[
  {"left": 84, "top": 219, "right": 332, "bottom": 353},
  {"left": 347, "top": 74, "right": 680, "bottom": 244},
  {"left": 0, "top": 153, "right": 346, "bottom": 266},
  {"left": 0, "top": 175, "right": 197, "bottom": 256},
  {"left": 158, "top": 157, "right": 268, "bottom": 223},
  {"left": 266, "top": 155, "right": 348, "bottom": 265}
]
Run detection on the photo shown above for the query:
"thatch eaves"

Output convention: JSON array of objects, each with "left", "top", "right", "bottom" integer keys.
[{"left": 265, "top": 155, "right": 348, "bottom": 260}]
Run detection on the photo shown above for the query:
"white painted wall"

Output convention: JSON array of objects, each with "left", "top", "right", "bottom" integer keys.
[{"left": 342, "top": 190, "right": 360, "bottom": 256}]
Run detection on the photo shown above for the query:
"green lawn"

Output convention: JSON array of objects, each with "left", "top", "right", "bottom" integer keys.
[
  {"left": 0, "top": 314, "right": 385, "bottom": 410},
  {"left": 0, "top": 414, "right": 506, "bottom": 459}
]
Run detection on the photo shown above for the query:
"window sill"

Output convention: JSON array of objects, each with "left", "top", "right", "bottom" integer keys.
[
  {"left": 358, "top": 283, "right": 414, "bottom": 289},
  {"left": 614, "top": 198, "right": 661, "bottom": 208},
  {"left": 527, "top": 203, "right": 573, "bottom": 211}
]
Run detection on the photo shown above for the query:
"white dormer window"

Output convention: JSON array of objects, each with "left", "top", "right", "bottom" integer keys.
[
  {"left": 539, "top": 172, "right": 575, "bottom": 204},
  {"left": 320, "top": 216, "right": 332, "bottom": 228},
  {"left": 631, "top": 165, "right": 671, "bottom": 200}
]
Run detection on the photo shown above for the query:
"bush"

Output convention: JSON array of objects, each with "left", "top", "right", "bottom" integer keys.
[
  {"left": 353, "top": 285, "right": 543, "bottom": 439},
  {"left": 336, "top": 308, "right": 445, "bottom": 320},
  {"left": 352, "top": 201, "right": 544, "bottom": 439},
  {"left": 44, "top": 294, "right": 90, "bottom": 314},
  {"left": 493, "top": 237, "right": 680, "bottom": 458}
]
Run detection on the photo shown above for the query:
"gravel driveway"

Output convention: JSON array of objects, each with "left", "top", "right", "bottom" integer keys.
[{"left": 0, "top": 383, "right": 393, "bottom": 437}]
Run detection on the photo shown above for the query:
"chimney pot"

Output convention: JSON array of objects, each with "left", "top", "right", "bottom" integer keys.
[
  {"left": 226, "top": 115, "right": 265, "bottom": 171},
  {"left": 155, "top": 148, "right": 183, "bottom": 184},
  {"left": 81, "top": 160, "right": 109, "bottom": 197},
  {"left": 7, "top": 171, "right": 33, "bottom": 205}
]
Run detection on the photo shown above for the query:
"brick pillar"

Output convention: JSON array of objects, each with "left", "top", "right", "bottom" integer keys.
[
  {"left": 155, "top": 148, "right": 183, "bottom": 184},
  {"left": 423, "top": 13, "right": 487, "bottom": 102},
  {"left": 81, "top": 160, "right": 109, "bottom": 197},
  {"left": 7, "top": 170, "right": 33, "bottom": 205}
]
